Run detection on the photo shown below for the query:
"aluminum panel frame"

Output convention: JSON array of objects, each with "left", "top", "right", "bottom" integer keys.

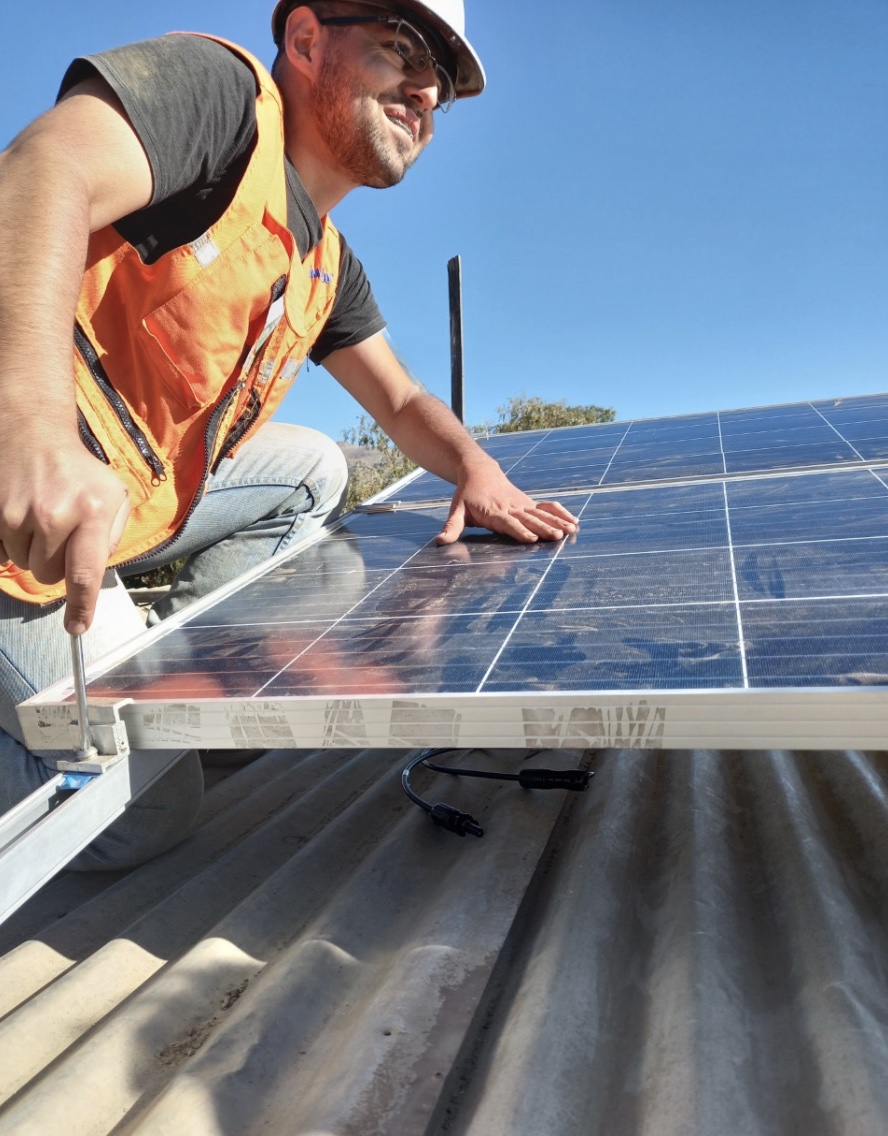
[{"left": 16, "top": 687, "right": 888, "bottom": 753}]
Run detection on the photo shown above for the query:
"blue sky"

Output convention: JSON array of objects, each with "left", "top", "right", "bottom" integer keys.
[{"left": 3, "top": 0, "right": 885, "bottom": 438}]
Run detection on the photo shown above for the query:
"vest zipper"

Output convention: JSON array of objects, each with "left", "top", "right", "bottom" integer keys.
[
  {"left": 116, "top": 380, "right": 242, "bottom": 571},
  {"left": 77, "top": 409, "right": 109, "bottom": 464},
  {"left": 213, "top": 388, "right": 262, "bottom": 468},
  {"left": 74, "top": 323, "right": 166, "bottom": 483},
  {"left": 211, "top": 276, "right": 289, "bottom": 468}
]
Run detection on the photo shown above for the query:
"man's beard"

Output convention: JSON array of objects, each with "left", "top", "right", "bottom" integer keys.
[{"left": 311, "top": 49, "right": 425, "bottom": 189}]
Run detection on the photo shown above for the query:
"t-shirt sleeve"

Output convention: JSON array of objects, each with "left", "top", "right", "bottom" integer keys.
[
  {"left": 58, "top": 34, "right": 257, "bottom": 205},
  {"left": 58, "top": 36, "right": 386, "bottom": 360},
  {"left": 310, "top": 236, "right": 387, "bottom": 363}
]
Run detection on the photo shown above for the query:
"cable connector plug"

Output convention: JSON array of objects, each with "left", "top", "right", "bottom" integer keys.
[
  {"left": 429, "top": 802, "right": 484, "bottom": 838},
  {"left": 517, "top": 768, "right": 594, "bottom": 791}
]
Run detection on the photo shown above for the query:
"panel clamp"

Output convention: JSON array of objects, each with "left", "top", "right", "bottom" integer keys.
[
  {"left": 40, "top": 699, "right": 133, "bottom": 774},
  {"left": 355, "top": 500, "right": 403, "bottom": 513}
]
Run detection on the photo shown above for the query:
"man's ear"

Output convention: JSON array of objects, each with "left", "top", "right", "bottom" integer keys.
[{"left": 281, "top": 5, "right": 326, "bottom": 78}]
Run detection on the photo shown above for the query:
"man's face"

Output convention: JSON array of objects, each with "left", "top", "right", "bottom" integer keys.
[{"left": 310, "top": 19, "right": 437, "bottom": 189}]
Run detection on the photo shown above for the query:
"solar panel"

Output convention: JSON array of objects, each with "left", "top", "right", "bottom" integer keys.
[
  {"left": 17, "top": 395, "right": 888, "bottom": 754},
  {"left": 383, "top": 393, "right": 888, "bottom": 503}
]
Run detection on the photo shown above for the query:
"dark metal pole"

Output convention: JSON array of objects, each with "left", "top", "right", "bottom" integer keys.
[{"left": 448, "top": 255, "right": 464, "bottom": 424}]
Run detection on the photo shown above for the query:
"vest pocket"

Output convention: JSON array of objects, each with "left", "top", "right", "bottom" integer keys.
[
  {"left": 140, "top": 222, "right": 291, "bottom": 411},
  {"left": 74, "top": 324, "right": 165, "bottom": 488}
]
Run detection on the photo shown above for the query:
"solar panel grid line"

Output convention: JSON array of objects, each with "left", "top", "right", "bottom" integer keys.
[
  {"left": 250, "top": 531, "right": 441, "bottom": 699},
  {"left": 496, "top": 427, "right": 555, "bottom": 481},
  {"left": 721, "top": 481, "right": 750, "bottom": 688},
  {"left": 715, "top": 411, "right": 729, "bottom": 476},
  {"left": 587, "top": 459, "right": 886, "bottom": 502},
  {"left": 476, "top": 591, "right": 888, "bottom": 612},
  {"left": 741, "top": 591, "right": 888, "bottom": 604},
  {"left": 599, "top": 460, "right": 888, "bottom": 499},
  {"left": 510, "top": 463, "right": 866, "bottom": 504},
  {"left": 810, "top": 402, "right": 868, "bottom": 461},
  {"left": 472, "top": 490, "right": 599, "bottom": 686},
  {"left": 510, "top": 600, "right": 732, "bottom": 613},
  {"left": 734, "top": 535, "right": 888, "bottom": 550},
  {"left": 594, "top": 420, "right": 635, "bottom": 485},
  {"left": 470, "top": 495, "right": 595, "bottom": 695}
]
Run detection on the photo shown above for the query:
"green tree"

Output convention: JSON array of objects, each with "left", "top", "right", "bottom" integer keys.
[{"left": 491, "top": 392, "right": 615, "bottom": 433}]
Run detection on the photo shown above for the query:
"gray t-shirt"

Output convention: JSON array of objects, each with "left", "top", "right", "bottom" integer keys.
[{"left": 60, "top": 33, "right": 386, "bottom": 363}]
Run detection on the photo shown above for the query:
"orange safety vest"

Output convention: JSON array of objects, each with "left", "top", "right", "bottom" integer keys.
[{"left": 1, "top": 35, "right": 341, "bottom": 605}]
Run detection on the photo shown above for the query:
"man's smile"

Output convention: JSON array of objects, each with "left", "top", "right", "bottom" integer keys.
[{"left": 383, "top": 106, "right": 420, "bottom": 143}]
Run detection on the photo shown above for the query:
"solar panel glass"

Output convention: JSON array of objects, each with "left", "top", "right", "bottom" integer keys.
[
  {"left": 18, "top": 394, "right": 888, "bottom": 754},
  {"left": 382, "top": 393, "right": 888, "bottom": 502}
]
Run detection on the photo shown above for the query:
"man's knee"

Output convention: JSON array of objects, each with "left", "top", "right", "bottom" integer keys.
[
  {"left": 68, "top": 751, "right": 204, "bottom": 871},
  {"left": 231, "top": 421, "right": 349, "bottom": 518},
  {"left": 298, "top": 427, "right": 349, "bottom": 513}
]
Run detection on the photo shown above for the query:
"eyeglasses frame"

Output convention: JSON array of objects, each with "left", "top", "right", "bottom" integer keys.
[{"left": 317, "top": 14, "right": 457, "bottom": 112}]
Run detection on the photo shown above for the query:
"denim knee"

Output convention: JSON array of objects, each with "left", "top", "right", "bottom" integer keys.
[
  {"left": 304, "top": 429, "right": 349, "bottom": 517},
  {"left": 67, "top": 751, "right": 205, "bottom": 871}
]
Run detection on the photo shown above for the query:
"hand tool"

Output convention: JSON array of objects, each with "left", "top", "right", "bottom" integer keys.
[{"left": 69, "top": 630, "right": 98, "bottom": 762}]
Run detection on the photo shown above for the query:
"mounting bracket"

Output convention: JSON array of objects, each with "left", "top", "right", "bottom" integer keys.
[{"left": 32, "top": 699, "right": 133, "bottom": 774}]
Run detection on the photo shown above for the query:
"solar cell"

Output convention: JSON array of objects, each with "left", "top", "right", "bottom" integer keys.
[{"left": 17, "top": 395, "right": 888, "bottom": 754}]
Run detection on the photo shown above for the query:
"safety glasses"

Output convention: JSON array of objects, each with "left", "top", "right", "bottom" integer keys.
[{"left": 318, "top": 14, "right": 457, "bottom": 111}]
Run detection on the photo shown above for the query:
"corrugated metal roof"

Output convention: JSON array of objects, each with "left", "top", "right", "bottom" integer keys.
[{"left": 1, "top": 745, "right": 887, "bottom": 1135}]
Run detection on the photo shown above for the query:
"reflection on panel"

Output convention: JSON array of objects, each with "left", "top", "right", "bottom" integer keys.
[
  {"left": 743, "top": 598, "right": 888, "bottom": 686},
  {"left": 530, "top": 550, "right": 736, "bottom": 608},
  {"left": 483, "top": 605, "right": 745, "bottom": 692}
]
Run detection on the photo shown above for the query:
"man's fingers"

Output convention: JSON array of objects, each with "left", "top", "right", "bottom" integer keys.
[
  {"left": 435, "top": 499, "right": 467, "bottom": 545},
  {"left": 485, "top": 503, "right": 578, "bottom": 544},
  {"left": 109, "top": 492, "right": 131, "bottom": 555},
  {"left": 536, "top": 500, "right": 580, "bottom": 527},
  {"left": 519, "top": 504, "right": 580, "bottom": 541},
  {"left": 20, "top": 518, "right": 71, "bottom": 585},
  {"left": 7, "top": 488, "right": 130, "bottom": 587},
  {"left": 63, "top": 548, "right": 105, "bottom": 635},
  {"left": 435, "top": 483, "right": 579, "bottom": 548},
  {"left": 0, "top": 530, "right": 35, "bottom": 573},
  {"left": 518, "top": 510, "right": 568, "bottom": 541},
  {"left": 63, "top": 494, "right": 128, "bottom": 633}
]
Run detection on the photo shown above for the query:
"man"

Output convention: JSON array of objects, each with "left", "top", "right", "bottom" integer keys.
[{"left": 0, "top": 0, "right": 578, "bottom": 866}]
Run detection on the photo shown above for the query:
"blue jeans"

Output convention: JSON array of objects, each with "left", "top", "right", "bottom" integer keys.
[{"left": 0, "top": 423, "right": 348, "bottom": 869}]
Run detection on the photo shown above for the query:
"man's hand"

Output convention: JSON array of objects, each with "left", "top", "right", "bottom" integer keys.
[
  {"left": 324, "top": 335, "right": 581, "bottom": 545},
  {"left": 436, "top": 462, "right": 579, "bottom": 545},
  {"left": 0, "top": 438, "right": 130, "bottom": 633},
  {"left": 0, "top": 76, "right": 153, "bottom": 630}
]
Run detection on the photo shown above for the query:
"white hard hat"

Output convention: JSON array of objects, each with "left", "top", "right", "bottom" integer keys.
[{"left": 271, "top": 0, "right": 486, "bottom": 99}]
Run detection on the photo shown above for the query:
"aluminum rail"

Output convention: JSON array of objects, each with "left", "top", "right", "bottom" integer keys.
[{"left": 0, "top": 749, "right": 188, "bottom": 925}]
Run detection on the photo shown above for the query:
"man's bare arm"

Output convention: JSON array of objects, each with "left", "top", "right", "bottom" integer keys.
[
  {"left": 323, "top": 332, "right": 580, "bottom": 543},
  {"left": 0, "top": 79, "right": 153, "bottom": 630}
]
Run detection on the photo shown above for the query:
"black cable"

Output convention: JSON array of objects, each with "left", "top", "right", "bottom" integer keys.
[
  {"left": 401, "top": 748, "right": 594, "bottom": 838},
  {"left": 421, "top": 756, "right": 593, "bottom": 791},
  {"left": 401, "top": 751, "right": 484, "bottom": 837}
]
